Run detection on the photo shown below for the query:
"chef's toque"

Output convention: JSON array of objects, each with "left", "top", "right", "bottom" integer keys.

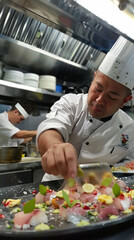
[
  {"left": 99, "top": 36, "right": 134, "bottom": 90},
  {"left": 15, "top": 103, "right": 29, "bottom": 118}
]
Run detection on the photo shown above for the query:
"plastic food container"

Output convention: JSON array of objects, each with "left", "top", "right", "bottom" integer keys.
[
  {"left": 39, "top": 75, "right": 56, "bottom": 91},
  {"left": 3, "top": 70, "right": 24, "bottom": 84}
]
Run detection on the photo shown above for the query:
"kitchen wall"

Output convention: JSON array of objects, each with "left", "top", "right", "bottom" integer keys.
[{"left": 16, "top": 111, "right": 47, "bottom": 131}]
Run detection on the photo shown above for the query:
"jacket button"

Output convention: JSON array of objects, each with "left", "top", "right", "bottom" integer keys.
[
  {"left": 89, "top": 119, "right": 93, "bottom": 123},
  {"left": 86, "top": 142, "right": 89, "bottom": 145},
  {"left": 119, "top": 125, "right": 123, "bottom": 128}
]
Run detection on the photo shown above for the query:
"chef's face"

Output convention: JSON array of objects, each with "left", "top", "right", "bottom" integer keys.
[
  {"left": 12, "top": 111, "right": 25, "bottom": 124},
  {"left": 87, "top": 71, "right": 131, "bottom": 119}
]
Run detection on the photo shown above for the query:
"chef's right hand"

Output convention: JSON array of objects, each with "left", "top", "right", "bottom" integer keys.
[{"left": 41, "top": 143, "right": 78, "bottom": 179}]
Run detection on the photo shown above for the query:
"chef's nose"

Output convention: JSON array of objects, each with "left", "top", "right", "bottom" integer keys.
[{"left": 96, "top": 93, "right": 105, "bottom": 105}]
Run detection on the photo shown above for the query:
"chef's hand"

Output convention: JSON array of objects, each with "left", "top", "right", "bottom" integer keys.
[{"left": 41, "top": 142, "right": 78, "bottom": 179}]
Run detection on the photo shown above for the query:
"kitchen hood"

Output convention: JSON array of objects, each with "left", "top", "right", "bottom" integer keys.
[
  {"left": 0, "top": 0, "right": 122, "bottom": 76},
  {"left": 0, "top": 0, "right": 132, "bottom": 106}
]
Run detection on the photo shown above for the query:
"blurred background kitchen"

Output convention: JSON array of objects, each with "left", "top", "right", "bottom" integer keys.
[{"left": 0, "top": 0, "right": 134, "bottom": 186}]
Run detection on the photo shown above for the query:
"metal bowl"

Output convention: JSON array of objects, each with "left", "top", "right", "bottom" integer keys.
[{"left": 0, "top": 146, "right": 23, "bottom": 163}]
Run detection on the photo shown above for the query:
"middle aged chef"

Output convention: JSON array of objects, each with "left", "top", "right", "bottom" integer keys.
[
  {"left": 37, "top": 36, "right": 134, "bottom": 181},
  {"left": 0, "top": 101, "right": 37, "bottom": 147}
]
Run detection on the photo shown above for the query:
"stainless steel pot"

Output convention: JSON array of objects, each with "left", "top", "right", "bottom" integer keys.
[{"left": 0, "top": 146, "right": 23, "bottom": 163}]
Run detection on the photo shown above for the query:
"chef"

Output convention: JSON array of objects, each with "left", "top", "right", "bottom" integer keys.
[
  {"left": 37, "top": 36, "right": 134, "bottom": 181},
  {"left": 0, "top": 101, "right": 37, "bottom": 147}
]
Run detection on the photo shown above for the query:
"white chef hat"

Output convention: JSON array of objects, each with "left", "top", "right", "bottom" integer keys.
[
  {"left": 15, "top": 103, "right": 29, "bottom": 118},
  {"left": 99, "top": 36, "right": 134, "bottom": 90}
]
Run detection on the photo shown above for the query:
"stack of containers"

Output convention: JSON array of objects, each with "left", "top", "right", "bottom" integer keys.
[
  {"left": 3, "top": 70, "right": 24, "bottom": 84},
  {"left": 39, "top": 75, "right": 56, "bottom": 91},
  {"left": 24, "top": 73, "right": 39, "bottom": 87}
]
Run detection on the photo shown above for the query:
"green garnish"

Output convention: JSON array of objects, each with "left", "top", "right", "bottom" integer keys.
[
  {"left": 112, "top": 183, "right": 121, "bottom": 197},
  {"left": 50, "top": 225, "right": 54, "bottom": 229},
  {"left": 101, "top": 177, "right": 112, "bottom": 187},
  {"left": 88, "top": 211, "right": 98, "bottom": 216},
  {"left": 6, "top": 223, "right": 12, "bottom": 229},
  {"left": 39, "top": 185, "right": 47, "bottom": 195},
  {"left": 62, "top": 190, "right": 71, "bottom": 207},
  {"left": 89, "top": 216, "right": 95, "bottom": 221},
  {"left": 71, "top": 200, "right": 80, "bottom": 207},
  {"left": 68, "top": 178, "right": 75, "bottom": 187},
  {"left": 62, "top": 190, "right": 79, "bottom": 207},
  {"left": 77, "top": 166, "right": 84, "bottom": 177},
  {"left": 23, "top": 198, "right": 35, "bottom": 213}
]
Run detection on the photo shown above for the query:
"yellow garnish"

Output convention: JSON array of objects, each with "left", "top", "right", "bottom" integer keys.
[
  {"left": 46, "top": 201, "right": 51, "bottom": 206},
  {"left": 77, "top": 220, "right": 90, "bottom": 226},
  {"left": 109, "top": 215, "right": 118, "bottom": 220},
  {"left": 123, "top": 209, "right": 132, "bottom": 214},
  {"left": 53, "top": 209, "right": 60, "bottom": 214},
  {"left": 98, "top": 194, "right": 113, "bottom": 205},
  {"left": 127, "top": 190, "right": 134, "bottom": 198},
  {"left": 35, "top": 223, "right": 50, "bottom": 231},
  {"left": 4, "top": 199, "right": 21, "bottom": 207},
  {"left": 102, "top": 172, "right": 113, "bottom": 179}
]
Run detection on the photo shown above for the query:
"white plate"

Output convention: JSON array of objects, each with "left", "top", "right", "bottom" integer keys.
[{"left": 112, "top": 170, "right": 134, "bottom": 173}]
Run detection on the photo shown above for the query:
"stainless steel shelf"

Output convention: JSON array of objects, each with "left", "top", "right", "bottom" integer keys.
[
  {"left": 0, "top": 79, "right": 63, "bottom": 106},
  {"left": 0, "top": 34, "right": 88, "bottom": 83}
]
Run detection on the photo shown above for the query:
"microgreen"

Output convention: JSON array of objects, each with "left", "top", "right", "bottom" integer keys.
[
  {"left": 112, "top": 183, "right": 121, "bottom": 197},
  {"left": 77, "top": 166, "right": 84, "bottom": 177},
  {"left": 39, "top": 185, "right": 47, "bottom": 195},
  {"left": 68, "top": 178, "right": 75, "bottom": 187},
  {"left": 101, "top": 177, "right": 112, "bottom": 187},
  {"left": 62, "top": 190, "right": 71, "bottom": 207},
  {"left": 62, "top": 190, "right": 79, "bottom": 208},
  {"left": 23, "top": 198, "right": 35, "bottom": 214}
]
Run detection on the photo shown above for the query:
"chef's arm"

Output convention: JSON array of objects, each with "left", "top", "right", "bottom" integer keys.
[
  {"left": 12, "top": 130, "right": 37, "bottom": 139},
  {"left": 22, "top": 137, "right": 32, "bottom": 144},
  {"left": 38, "top": 129, "right": 78, "bottom": 179},
  {"left": 38, "top": 129, "right": 64, "bottom": 155}
]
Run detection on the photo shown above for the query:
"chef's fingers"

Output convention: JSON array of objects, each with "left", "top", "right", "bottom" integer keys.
[
  {"left": 41, "top": 150, "right": 59, "bottom": 176},
  {"left": 54, "top": 144, "right": 68, "bottom": 178},
  {"left": 64, "top": 143, "right": 78, "bottom": 179}
]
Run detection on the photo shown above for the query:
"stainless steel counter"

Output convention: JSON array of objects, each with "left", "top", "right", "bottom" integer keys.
[
  {"left": 0, "top": 157, "right": 41, "bottom": 172},
  {"left": 0, "top": 157, "right": 44, "bottom": 187}
]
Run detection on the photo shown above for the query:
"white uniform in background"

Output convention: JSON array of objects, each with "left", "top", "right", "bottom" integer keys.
[
  {"left": 37, "top": 93, "right": 134, "bottom": 181},
  {"left": 0, "top": 111, "right": 24, "bottom": 146}
]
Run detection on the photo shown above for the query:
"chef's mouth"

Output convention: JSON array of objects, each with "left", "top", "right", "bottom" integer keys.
[{"left": 91, "top": 103, "right": 105, "bottom": 113}]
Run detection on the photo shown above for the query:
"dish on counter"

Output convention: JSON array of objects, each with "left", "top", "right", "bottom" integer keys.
[{"left": 111, "top": 160, "right": 134, "bottom": 173}]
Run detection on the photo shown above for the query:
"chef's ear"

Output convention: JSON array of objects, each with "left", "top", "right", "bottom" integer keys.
[
  {"left": 122, "top": 95, "right": 132, "bottom": 107},
  {"left": 124, "top": 95, "right": 132, "bottom": 103}
]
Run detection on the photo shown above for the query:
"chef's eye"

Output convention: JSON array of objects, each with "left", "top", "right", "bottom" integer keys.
[
  {"left": 109, "top": 95, "right": 117, "bottom": 100},
  {"left": 95, "top": 87, "right": 102, "bottom": 92}
]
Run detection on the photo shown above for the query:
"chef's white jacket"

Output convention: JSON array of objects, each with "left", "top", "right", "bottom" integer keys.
[
  {"left": 37, "top": 93, "right": 134, "bottom": 181},
  {"left": 0, "top": 111, "right": 24, "bottom": 146}
]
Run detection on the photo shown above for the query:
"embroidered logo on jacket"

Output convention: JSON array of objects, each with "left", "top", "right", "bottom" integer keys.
[{"left": 121, "top": 134, "right": 129, "bottom": 148}]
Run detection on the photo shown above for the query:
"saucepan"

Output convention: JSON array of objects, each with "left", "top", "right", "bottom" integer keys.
[{"left": 0, "top": 146, "right": 23, "bottom": 163}]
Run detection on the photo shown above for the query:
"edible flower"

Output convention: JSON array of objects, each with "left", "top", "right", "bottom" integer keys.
[{"left": 3, "top": 199, "right": 21, "bottom": 207}]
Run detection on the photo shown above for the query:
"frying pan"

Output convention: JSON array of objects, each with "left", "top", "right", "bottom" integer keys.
[{"left": 0, "top": 175, "right": 134, "bottom": 239}]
